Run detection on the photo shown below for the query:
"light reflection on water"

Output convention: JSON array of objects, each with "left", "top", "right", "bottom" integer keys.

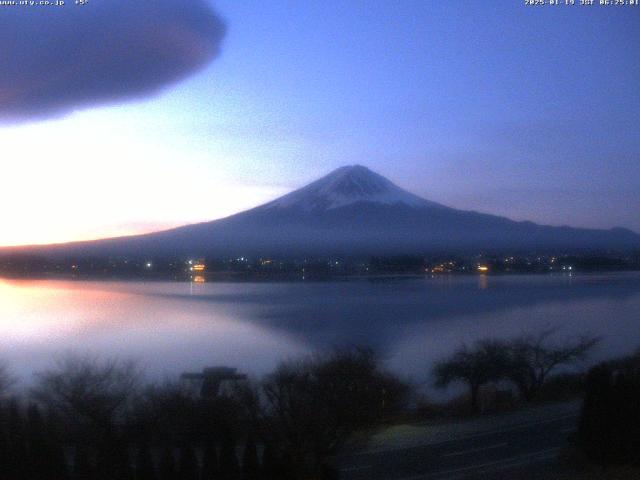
[{"left": 1, "top": 273, "right": 639, "bottom": 388}]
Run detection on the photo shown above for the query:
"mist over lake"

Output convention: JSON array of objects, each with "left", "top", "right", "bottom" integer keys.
[{"left": 2, "top": 273, "right": 639, "bottom": 390}]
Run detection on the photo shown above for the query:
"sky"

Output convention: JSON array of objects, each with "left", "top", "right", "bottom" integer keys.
[{"left": 0, "top": 0, "right": 639, "bottom": 247}]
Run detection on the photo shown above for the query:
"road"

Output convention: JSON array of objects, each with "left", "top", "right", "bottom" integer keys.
[{"left": 335, "top": 407, "right": 580, "bottom": 479}]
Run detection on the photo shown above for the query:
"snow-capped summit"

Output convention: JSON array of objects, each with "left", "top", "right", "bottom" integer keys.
[{"left": 264, "top": 165, "right": 440, "bottom": 211}]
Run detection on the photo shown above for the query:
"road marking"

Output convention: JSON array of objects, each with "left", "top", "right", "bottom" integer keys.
[
  {"left": 394, "top": 446, "right": 563, "bottom": 480},
  {"left": 344, "top": 413, "right": 578, "bottom": 458},
  {"left": 442, "top": 442, "right": 508, "bottom": 457},
  {"left": 431, "top": 447, "right": 563, "bottom": 480}
]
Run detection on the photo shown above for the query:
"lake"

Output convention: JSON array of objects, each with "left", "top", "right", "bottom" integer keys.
[{"left": 1, "top": 273, "right": 639, "bottom": 391}]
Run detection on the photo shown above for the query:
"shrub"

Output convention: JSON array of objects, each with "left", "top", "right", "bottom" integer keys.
[{"left": 578, "top": 350, "right": 640, "bottom": 465}]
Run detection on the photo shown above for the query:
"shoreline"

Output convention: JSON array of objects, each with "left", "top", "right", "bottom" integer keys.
[{"left": 1, "top": 268, "right": 640, "bottom": 283}]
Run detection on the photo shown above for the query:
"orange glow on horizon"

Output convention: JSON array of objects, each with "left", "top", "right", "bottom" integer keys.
[
  {"left": 0, "top": 222, "right": 183, "bottom": 249},
  {"left": 0, "top": 113, "right": 287, "bottom": 249}
]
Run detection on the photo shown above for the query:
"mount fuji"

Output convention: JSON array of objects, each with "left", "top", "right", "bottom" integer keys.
[
  {"left": 262, "top": 165, "right": 438, "bottom": 211},
  {"left": 7, "top": 165, "right": 640, "bottom": 257}
]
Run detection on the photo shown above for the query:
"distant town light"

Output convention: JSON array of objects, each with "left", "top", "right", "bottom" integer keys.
[
  {"left": 146, "top": 262, "right": 152, "bottom": 268},
  {"left": 477, "top": 265, "right": 489, "bottom": 272}
]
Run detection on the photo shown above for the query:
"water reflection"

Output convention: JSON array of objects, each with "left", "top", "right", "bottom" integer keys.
[
  {"left": 0, "top": 279, "right": 308, "bottom": 383},
  {"left": 478, "top": 273, "right": 488, "bottom": 290},
  {"left": 1, "top": 273, "right": 639, "bottom": 385}
]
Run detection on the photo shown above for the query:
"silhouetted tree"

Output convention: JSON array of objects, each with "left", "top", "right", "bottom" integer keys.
[
  {"left": 201, "top": 442, "right": 219, "bottom": 480},
  {"left": 96, "top": 439, "right": 133, "bottom": 480},
  {"left": 0, "top": 403, "right": 10, "bottom": 480},
  {"left": 259, "top": 444, "right": 278, "bottom": 480},
  {"left": 219, "top": 428, "right": 240, "bottom": 480},
  {"left": 45, "top": 410, "right": 69, "bottom": 480},
  {"left": 32, "top": 356, "right": 141, "bottom": 443},
  {"left": 434, "top": 340, "right": 509, "bottom": 414},
  {"left": 133, "top": 440, "right": 156, "bottom": 480},
  {"left": 241, "top": 436, "right": 259, "bottom": 480},
  {"left": 505, "top": 330, "right": 599, "bottom": 401},
  {"left": 133, "top": 381, "right": 206, "bottom": 446},
  {"left": 262, "top": 347, "right": 408, "bottom": 478},
  {"left": 26, "top": 404, "right": 52, "bottom": 479},
  {"left": 579, "top": 350, "right": 640, "bottom": 465},
  {"left": 259, "top": 447, "right": 297, "bottom": 480},
  {"left": 320, "top": 463, "right": 340, "bottom": 480},
  {"left": 177, "top": 444, "right": 199, "bottom": 480},
  {"left": 74, "top": 445, "right": 95, "bottom": 480},
  {"left": 6, "top": 399, "right": 29, "bottom": 480},
  {"left": 158, "top": 446, "right": 176, "bottom": 480}
]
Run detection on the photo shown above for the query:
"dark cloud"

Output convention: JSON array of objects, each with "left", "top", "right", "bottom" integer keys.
[{"left": 0, "top": 0, "right": 226, "bottom": 123}]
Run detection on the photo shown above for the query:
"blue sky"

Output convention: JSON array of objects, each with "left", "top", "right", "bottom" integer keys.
[{"left": 1, "top": 0, "right": 638, "bottom": 245}]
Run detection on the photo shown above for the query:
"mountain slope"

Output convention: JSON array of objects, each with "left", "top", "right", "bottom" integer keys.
[{"left": 4, "top": 165, "right": 640, "bottom": 258}]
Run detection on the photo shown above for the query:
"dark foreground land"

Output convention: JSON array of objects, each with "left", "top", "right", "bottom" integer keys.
[
  {"left": 1, "top": 341, "right": 638, "bottom": 479},
  {"left": 337, "top": 400, "right": 640, "bottom": 480},
  {"left": 337, "top": 401, "right": 580, "bottom": 479},
  {"left": 335, "top": 345, "right": 640, "bottom": 480}
]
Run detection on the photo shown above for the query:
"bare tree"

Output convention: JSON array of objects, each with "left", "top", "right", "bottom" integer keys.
[
  {"left": 433, "top": 340, "right": 509, "bottom": 414},
  {"left": 32, "top": 355, "right": 141, "bottom": 439},
  {"left": 133, "top": 380, "right": 197, "bottom": 442},
  {"left": 262, "top": 347, "right": 408, "bottom": 478},
  {"left": 506, "top": 329, "right": 600, "bottom": 401}
]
